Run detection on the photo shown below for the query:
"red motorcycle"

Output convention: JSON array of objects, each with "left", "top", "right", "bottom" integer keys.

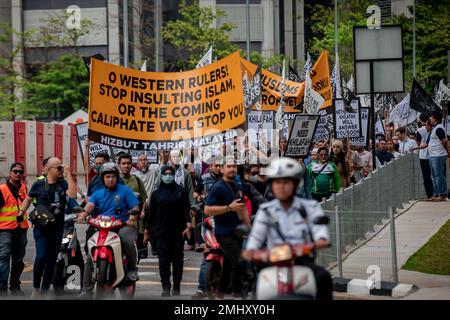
[
  {"left": 201, "top": 216, "right": 224, "bottom": 299},
  {"left": 87, "top": 215, "right": 136, "bottom": 299}
]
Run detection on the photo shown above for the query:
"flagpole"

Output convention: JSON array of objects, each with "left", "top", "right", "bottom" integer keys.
[
  {"left": 123, "top": 0, "right": 129, "bottom": 67},
  {"left": 246, "top": 0, "right": 250, "bottom": 60},
  {"left": 413, "top": 0, "right": 416, "bottom": 78},
  {"left": 334, "top": 0, "right": 338, "bottom": 56}
]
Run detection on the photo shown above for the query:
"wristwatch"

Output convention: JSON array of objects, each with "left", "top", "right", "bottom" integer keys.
[{"left": 226, "top": 205, "right": 231, "bottom": 213}]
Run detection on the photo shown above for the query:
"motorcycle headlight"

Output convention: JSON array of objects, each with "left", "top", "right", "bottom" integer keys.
[
  {"left": 99, "top": 220, "right": 113, "bottom": 228},
  {"left": 269, "top": 244, "right": 293, "bottom": 263}
]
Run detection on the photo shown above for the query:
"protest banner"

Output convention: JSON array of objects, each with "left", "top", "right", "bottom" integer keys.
[
  {"left": 112, "top": 147, "right": 158, "bottom": 164},
  {"left": 75, "top": 122, "right": 114, "bottom": 169},
  {"left": 240, "top": 51, "right": 332, "bottom": 111},
  {"left": 389, "top": 94, "right": 417, "bottom": 127},
  {"left": 349, "top": 107, "right": 370, "bottom": 147},
  {"left": 284, "top": 114, "right": 320, "bottom": 158},
  {"left": 375, "top": 114, "right": 386, "bottom": 136},
  {"left": 410, "top": 78, "right": 440, "bottom": 114},
  {"left": 333, "top": 99, "right": 362, "bottom": 139},
  {"left": 240, "top": 57, "right": 303, "bottom": 112},
  {"left": 313, "top": 107, "right": 334, "bottom": 143},
  {"left": 247, "top": 111, "right": 274, "bottom": 161},
  {"left": 88, "top": 51, "right": 246, "bottom": 150},
  {"left": 196, "top": 46, "right": 213, "bottom": 69}
]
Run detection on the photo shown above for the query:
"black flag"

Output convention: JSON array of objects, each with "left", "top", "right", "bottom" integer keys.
[
  {"left": 82, "top": 53, "right": 107, "bottom": 75},
  {"left": 410, "top": 78, "right": 441, "bottom": 115}
]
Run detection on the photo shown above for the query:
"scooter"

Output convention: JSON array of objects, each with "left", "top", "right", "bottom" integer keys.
[
  {"left": 201, "top": 216, "right": 224, "bottom": 299},
  {"left": 53, "top": 208, "right": 84, "bottom": 296},
  {"left": 248, "top": 216, "right": 330, "bottom": 300},
  {"left": 87, "top": 215, "right": 136, "bottom": 299}
]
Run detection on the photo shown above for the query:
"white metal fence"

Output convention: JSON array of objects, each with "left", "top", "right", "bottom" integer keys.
[{"left": 317, "top": 152, "right": 450, "bottom": 281}]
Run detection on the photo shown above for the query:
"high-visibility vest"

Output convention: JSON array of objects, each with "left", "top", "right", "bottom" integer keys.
[{"left": 0, "top": 183, "right": 29, "bottom": 230}]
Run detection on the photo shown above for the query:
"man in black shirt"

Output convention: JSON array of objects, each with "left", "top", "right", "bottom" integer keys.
[
  {"left": 204, "top": 158, "right": 250, "bottom": 299},
  {"left": 376, "top": 138, "right": 395, "bottom": 165}
]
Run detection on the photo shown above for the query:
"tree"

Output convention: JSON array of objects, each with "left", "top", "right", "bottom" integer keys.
[
  {"left": 306, "top": 0, "right": 370, "bottom": 82},
  {"left": 306, "top": 0, "right": 450, "bottom": 92},
  {"left": 0, "top": 11, "right": 94, "bottom": 120},
  {"left": 389, "top": 0, "right": 450, "bottom": 91},
  {"left": 24, "top": 54, "right": 89, "bottom": 120},
  {"left": 0, "top": 23, "right": 38, "bottom": 120},
  {"left": 162, "top": 0, "right": 239, "bottom": 70}
]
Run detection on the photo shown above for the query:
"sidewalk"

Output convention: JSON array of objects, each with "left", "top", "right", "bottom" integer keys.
[{"left": 331, "top": 200, "right": 450, "bottom": 299}]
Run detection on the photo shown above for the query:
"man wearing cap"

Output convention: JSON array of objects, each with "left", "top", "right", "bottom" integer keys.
[{"left": 0, "top": 163, "right": 28, "bottom": 296}]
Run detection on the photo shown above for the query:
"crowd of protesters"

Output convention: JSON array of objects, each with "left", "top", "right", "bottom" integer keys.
[{"left": 1, "top": 108, "right": 449, "bottom": 299}]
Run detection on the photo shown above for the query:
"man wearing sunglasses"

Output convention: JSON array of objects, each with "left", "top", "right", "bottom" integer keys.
[
  {"left": 0, "top": 163, "right": 28, "bottom": 296},
  {"left": 20, "top": 157, "right": 77, "bottom": 298}
]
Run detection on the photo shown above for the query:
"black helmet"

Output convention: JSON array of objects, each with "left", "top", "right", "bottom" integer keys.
[{"left": 100, "top": 162, "right": 120, "bottom": 185}]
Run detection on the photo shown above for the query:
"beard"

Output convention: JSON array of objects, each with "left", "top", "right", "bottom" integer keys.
[{"left": 140, "top": 167, "right": 148, "bottom": 173}]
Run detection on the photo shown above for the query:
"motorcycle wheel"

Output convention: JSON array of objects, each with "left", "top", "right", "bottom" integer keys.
[
  {"left": 95, "top": 259, "right": 109, "bottom": 299},
  {"left": 53, "top": 260, "right": 66, "bottom": 296},
  {"left": 205, "top": 260, "right": 221, "bottom": 300},
  {"left": 119, "top": 282, "right": 136, "bottom": 299}
]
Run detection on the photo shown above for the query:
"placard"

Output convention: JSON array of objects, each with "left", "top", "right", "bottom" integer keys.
[
  {"left": 284, "top": 115, "right": 320, "bottom": 158},
  {"left": 333, "top": 99, "right": 362, "bottom": 139}
]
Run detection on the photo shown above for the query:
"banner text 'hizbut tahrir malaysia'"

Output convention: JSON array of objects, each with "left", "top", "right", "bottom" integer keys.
[{"left": 88, "top": 51, "right": 245, "bottom": 150}]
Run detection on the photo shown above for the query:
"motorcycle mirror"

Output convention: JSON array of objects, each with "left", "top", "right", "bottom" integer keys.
[
  {"left": 313, "top": 216, "right": 329, "bottom": 225},
  {"left": 234, "top": 223, "right": 251, "bottom": 238}
]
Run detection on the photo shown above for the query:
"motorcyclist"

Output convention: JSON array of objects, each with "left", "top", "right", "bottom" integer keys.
[
  {"left": 242, "top": 157, "right": 333, "bottom": 300},
  {"left": 77, "top": 162, "right": 140, "bottom": 299}
]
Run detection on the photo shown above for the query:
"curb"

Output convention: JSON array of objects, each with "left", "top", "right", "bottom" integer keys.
[{"left": 333, "top": 277, "right": 419, "bottom": 298}]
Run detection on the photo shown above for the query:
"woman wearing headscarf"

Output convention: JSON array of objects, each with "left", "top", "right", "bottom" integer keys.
[
  {"left": 144, "top": 165, "right": 191, "bottom": 297},
  {"left": 329, "top": 140, "right": 351, "bottom": 188}
]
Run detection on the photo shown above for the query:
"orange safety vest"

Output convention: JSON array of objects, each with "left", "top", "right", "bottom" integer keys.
[{"left": 0, "top": 183, "right": 29, "bottom": 229}]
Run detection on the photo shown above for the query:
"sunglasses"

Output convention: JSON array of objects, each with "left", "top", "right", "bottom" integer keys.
[
  {"left": 12, "top": 169, "right": 24, "bottom": 174},
  {"left": 52, "top": 165, "right": 64, "bottom": 170},
  {"left": 319, "top": 154, "right": 328, "bottom": 157}
]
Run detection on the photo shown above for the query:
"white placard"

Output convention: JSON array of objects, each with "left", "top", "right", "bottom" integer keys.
[
  {"left": 285, "top": 115, "right": 320, "bottom": 158},
  {"left": 349, "top": 107, "right": 370, "bottom": 147},
  {"left": 333, "top": 99, "right": 362, "bottom": 139}
]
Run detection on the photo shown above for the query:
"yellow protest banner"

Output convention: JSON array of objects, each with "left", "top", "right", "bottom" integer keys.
[
  {"left": 240, "top": 58, "right": 303, "bottom": 112},
  {"left": 309, "top": 50, "right": 332, "bottom": 110},
  {"left": 88, "top": 51, "right": 245, "bottom": 149},
  {"left": 240, "top": 50, "right": 332, "bottom": 111}
]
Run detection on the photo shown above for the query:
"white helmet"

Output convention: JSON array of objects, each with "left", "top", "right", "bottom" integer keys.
[{"left": 264, "top": 157, "right": 304, "bottom": 183}]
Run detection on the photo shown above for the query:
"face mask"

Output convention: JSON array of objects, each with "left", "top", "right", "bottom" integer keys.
[
  {"left": 161, "top": 174, "right": 174, "bottom": 184},
  {"left": 249, "top": 175, "right": 258, "bottom": 183},
  {"left": 95, "top": 165, "right": 102, "bottom": 173}
]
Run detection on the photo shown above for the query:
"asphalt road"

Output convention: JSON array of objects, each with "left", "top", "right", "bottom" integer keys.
[
  {"left": 8, "top": 224, "right": 204, "bottom": 300},
  {"left": 4, "top": 224, "right": 352, "bottom": 300}
]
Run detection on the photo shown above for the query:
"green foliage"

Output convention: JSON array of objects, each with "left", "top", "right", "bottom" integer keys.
[
  {"left": 162, "top": 0, "right": 239, "bottom": 70},
  {"left": 389, "top": 0, "right": 450, "bottom": 91},
  {"left": 307, "top": 0, "right": 370, "bottom": 81},
  {"left": 0, "top": 12, "right": 93, "bottom": 120},
  {"left": 307, "top": 0, "right": 450, "bottom": 92},
  {"left": 163, "top": 1, "right": 288, "bottom": 73},
  {"left": 24, "top": 55, "right": 89, "bottom": 119}
]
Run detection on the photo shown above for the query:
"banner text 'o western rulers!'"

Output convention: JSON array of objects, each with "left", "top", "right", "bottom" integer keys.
[{"left": 88, "top": 51, "right": 245, "bottom": 149}]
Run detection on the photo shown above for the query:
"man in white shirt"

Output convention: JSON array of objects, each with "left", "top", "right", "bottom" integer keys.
[
  {"left": 395, "top": 127, "right": 418, "bottom": 155},
  {"left": 414, "top": 114, "right": 433, "bottom": 199},
  {"left": 427, "top": 112, "right": 450, "bottom": 201}
]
